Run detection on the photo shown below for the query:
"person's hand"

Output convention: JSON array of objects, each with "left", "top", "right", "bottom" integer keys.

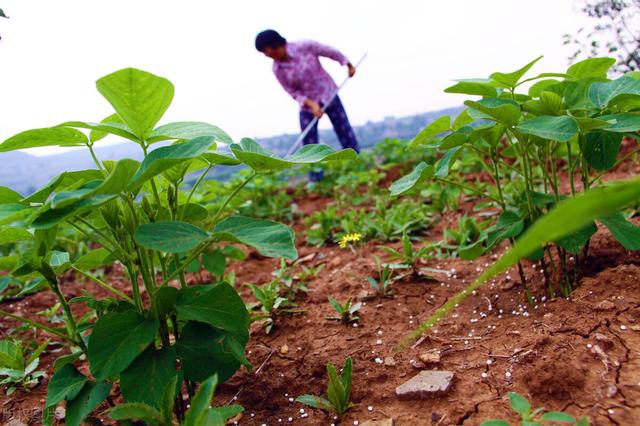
[
  {"left": 347, "top": 62, "right": 356, "bottom": 78},
  {"left": 305, "top": 99, "right": 324, "bottom": 118}
]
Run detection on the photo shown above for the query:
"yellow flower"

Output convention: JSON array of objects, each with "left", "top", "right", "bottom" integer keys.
[{"left": 339, "top": 233, "right": 362, "bottom": 249}]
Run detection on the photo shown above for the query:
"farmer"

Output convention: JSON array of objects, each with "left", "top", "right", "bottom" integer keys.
[{"left": 255, "top": 29, "right": 361, "bottom": 181}]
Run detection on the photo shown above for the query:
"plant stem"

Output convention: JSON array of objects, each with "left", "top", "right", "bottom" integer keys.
[
  {"left": 435, "top": 178, "right": 502, "bottom": 204},
  {"left": 86, "top": 143, "right": 105, "bottom": 172},
  {"left": 180, "top": 166, "right": 212, "bottom": 220},
  {"left": 47, "top": 278, "right": 88, "bottom": 353},
  {"left": 71, "top": 266, "right": 134, "bottom": 303},
  {"left": 0, "top": 309, "right": 74, "bottom": 342},
  {"left": 212, "top": 170, "right": 257, "bottom": 224}
]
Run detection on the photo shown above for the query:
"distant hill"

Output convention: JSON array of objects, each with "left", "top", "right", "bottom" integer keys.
[{"left": 0, "top": 106, "right": 462, "bottom": 195}]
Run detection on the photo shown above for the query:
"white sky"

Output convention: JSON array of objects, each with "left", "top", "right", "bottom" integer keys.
[{"left": 0, "top": 0, "right": 587, "bottom": 156}]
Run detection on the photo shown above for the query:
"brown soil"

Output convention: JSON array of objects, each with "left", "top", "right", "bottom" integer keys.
[{"left": 1, "top": 150, "right": 640, "bottom": 425}]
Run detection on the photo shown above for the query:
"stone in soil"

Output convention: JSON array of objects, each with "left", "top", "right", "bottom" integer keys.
[
  {"left": 419, "top": 352, "right": 441, "bottom": 364},
  {"left": 395, "top": 370, "right": 454, "bottom": 400}
]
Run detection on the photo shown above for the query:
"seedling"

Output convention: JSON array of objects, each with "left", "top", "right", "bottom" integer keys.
[
  {"left": 480, "top": 392, "right": 589, "bottom": 426},
  {"left": 381, "top": 231, "right": 435, "bottom": 273},
  {"left": 296, "top": 357, "right": 355, "bottom": 419},
  {"left": 297, "top": 263, "right": 325, "bottom": 282},
  {"left": 326, "top": 297, "right": 361, "bottom": 323},
  {"left": 273, "top": 258, "right": 308, "bottom": 300},
  {"left": 367, "top": 255, "right": 395, "bottom": 297},
  {"left": 0, "top": 338, "right": 48, "bottom": 395},
  {"left": 249, "top": 280, "right": 302, "bottom": 334}
]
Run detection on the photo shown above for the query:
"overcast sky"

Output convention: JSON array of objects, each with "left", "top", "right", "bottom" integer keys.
[{"left": 0, "top": 1, "right": 588, "bottom": 156}]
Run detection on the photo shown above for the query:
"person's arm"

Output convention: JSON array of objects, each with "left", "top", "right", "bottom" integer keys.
[{"left": 305, "top": 40, "right": 355, "bottom": 77}]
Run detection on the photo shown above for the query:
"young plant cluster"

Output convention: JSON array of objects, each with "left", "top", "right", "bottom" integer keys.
[{"left": 0, "top": 68, "right": 355, "bottom": 423}]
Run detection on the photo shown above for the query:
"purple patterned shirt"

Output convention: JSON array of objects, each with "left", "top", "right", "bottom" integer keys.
[{"left": 273, "top": 40, "right": 349, "bottom": 110}]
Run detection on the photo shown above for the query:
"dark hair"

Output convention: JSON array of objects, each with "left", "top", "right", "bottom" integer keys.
[{"left": 255, "top": 29, "right": 286, "bottom": 52}]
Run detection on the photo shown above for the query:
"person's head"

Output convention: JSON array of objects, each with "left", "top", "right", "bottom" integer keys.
[{"left": 255, "top": 29, "right": 287, "bottom": 61}]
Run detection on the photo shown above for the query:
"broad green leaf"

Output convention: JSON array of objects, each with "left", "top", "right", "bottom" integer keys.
[
  {"left": 183, "top": 374, "right": 218, "bottom": 426},
  {"left": 134, "top": 221, "right": 209, "bottom": 253},
  {"left": 175, "top": 282, "right": 249, "bottom": 332},
  {"left": 286, "top": 143, "right": 357, "bottom": 163},
  {"left": 51, "top": 180, "right": 103, "bottom": 209},
  {"left": 201, "top": 151, "right": 242, "bottom": 166},
  {"left": 574, "top": 117, "right": 610, "bottom": 132},
  {"left": 465, "top": 98, "right": 521, "bottom": 126},
  {"left": 95, "top": 68, "right": 174, "bottom": 139},
  {"left": 599, "top": 113, "right": 640, "bottom": 133},
  {"left": 0, "top": 187, "right": 22, "bottom": 204},
  {"left": 541, "top": 412, "right": 576, "bottom": 422},
  {"left": 528, "top": 79, "right": 561, "bottom": 97},
  {"left": 401, "top": 176, "right": 640, "bottom": 348},
  {"left": 452, "top": 109, "right": 474, "bottom": 130},
  {"left": 444, "top": 79, "right": 498, "bottom": 97},
  {"left": 61, "top": 120, "right": 139, "bottom": 143},
  {"left": 600, "top": 212, "right": 640, "bottom": 250},
  {"left": 31, "top": 195, "right": 117, "bottom": 229},
  {"left": 440, "top": 126, "right": 473, "bottom": 149},
  {"left": 584, "top": 131, "right": 623, "bottom": 171},
  {"left": 516, "top": 116, "right": 578, "bottom": 142},
  {"left": 209, "top": 405, "right": 244, "bottom": 422},
  {"left": 389, "top": 162, "right": 434, "bottom": 196},
  {"left": 48, "top": 250, "right": 70, "bottom": 269},
  {"left": 0, "top": 127, "right": 87, "bottom": 152},
  {"left": 151, "top": 286, "right": 178, "bottom": 318},
  {"left": 0, "top": 204, "right": 32, "bottom": 226},
  {"left": 213, "top": 215, "right": 297, "bottom": 259},
  {"left": 89, "top": 113, "right": 127, "bottom": 143},
  {"left": 45, "top": 364, "right": 88, "bottom": 408},
  {"left": 589, "top": 75, "right": 640, "bottom": 108},
  {"left": 556, "top": 222, "right": 597, "bottom": 253},
  {"left": 490, "top": 55, "right": 542, "bottom": 88},
  {"left": 508, "top": 392, "right": 531, "bottom": 414},
  {"left": 409, "top": 115, "right": 450, "bottom": 147},
  {"left": 175, "top": 322, "right": 247, "bottom": 383},
  {"left": 567, "top": 57, "right": 616, "bottom": 80},
  {"left": 66, "top": 381, "right": 112, "bottom": 426},
  {"left": 564, "top": 79, "right": 598, "bottom": 110},
  {"left": 295, "top": 395, "right": 334, "bottom": 411},
  {"left": 202, "top": 250, "right": 226, "bottom": 276},
  {"left": 149, "top": 122, "right": 233, "bottom": 144},
  {"left": 108, "top": 402, "right": 164, "bottom": 424},
  {"left": 0, "top": 227, "right": 32, "bottom": 244},
  {"left": 88, "top": 311, "right": 159, "bottom": 381},
  {"left": 94, "top": 159, "right": 140, "bottom": 195},
  {"left": 128, "top": 136, "right": 214, "bottom": 188},
  {"left": 72, "top": 248, "right": 111, "bottom": 271},
  {"left": 120, "top": 346, "right": 178, "bottom": 409},
  {"left": 486, "top": 211, "right": 524, "bottom": 248},
  {"left": 0, "top": 339, "right": 22, "bottom": 369},
  {"left": 179, "top": 203, "right": 209, "bottom": 222},
  {"left": 434, "top": 147, "right": 461, "bottom": 178}
]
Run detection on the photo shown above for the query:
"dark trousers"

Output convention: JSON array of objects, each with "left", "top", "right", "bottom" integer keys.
[{"left": 299, "top": 96, "right": 360, "bottom": 181}]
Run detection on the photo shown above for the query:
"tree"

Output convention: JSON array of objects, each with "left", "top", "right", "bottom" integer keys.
[{"left": 564, "top": 0, "right": 640, "bottom": 73}]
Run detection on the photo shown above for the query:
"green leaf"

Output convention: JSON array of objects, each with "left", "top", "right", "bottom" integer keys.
[
  {"left": 94, "top": 159, "right": 140, "bottom": 195},
  {"left": 528, "top": 79, "right": 561, "bottom": 97},
  {"left": 465, "top": 98, "right": 521, "bottom": 126},
  {"left": 209, "top": 405, "right": 244, "bottom": 422},
  {"left": 72, "top": 248, "right": 110, "bottom": 271},
  {"left": 0, "top": 127, "right": 87, "bottom": 152},
  {"left": 444, "top": 79, "right": 499, "bottom": 97},
  {"left": 134, "top": 221, "right": 209, "bottom": 253},
  {"left": 479, "top": 421, "right": 510, "bottom": 426},
  {"left": 452, "top": 109, "right": 474, "bottom": 130},
  {"left": 599, "top": 113, "right": 640, "bottom": 133},
  {"left": 88, "top": 311, "right": 159, "bottom": 381},
  {"left": 600, "top": 212, "right": 640, "bottom": 250},
  {"left": 508, "top": 392, "right": 531, "bottom": 415},
  {"left": 409, "top": 115, "right": 450, "bottom": 147},
  {"left": 213, "top": 215, "right": 297, "bottom": 259},
  {"left": 45, "top": 364, "right": 88, "bottom": 408},
  {"left": 389, "top": 162, "right": 434, "bottom": 196},
  {"left": 541, "top": 412, "right": 576, "bottom": 422},
  {"left": 401, "top": 176, "right": 640, "bottom": 348},
  {"left": 151, "top": 286, "right": 178, "bottom": 318},
  {"left": 149, "top": 122, "right": 233, "bottom": 144},
  {"left": 584, "top": 131, "right": 623, "bottom": 171},
  {"left": 567, "top": 57, "right": 616, "bottom": 80},
  {"left": 120, "top": 346, "right": 178, "bottom": 409},
  {"left": 128, "top": 136, "right": 214, "bottom": 188},
  {"left": 589, "top": 75, "right": 640, "bottom": 108},
  {"left": 516, "top": 116, "right": 578, "bottom": 142},
  {"left": 296, "top": 395, "right": 335, "bottom": 411},
  {"left": 0, "top": 187, "right": 23, "bottom": 204},
  {"left": 434, "top": 147, "right": 461, "bottom": 178},
  {"left": 486, "top": 211, "right": 524, "bottom": 248},
  {"left": 490, "top": 55, "right": 543, "bottom": 88},
  {"left": 326, "top": 362, "right": 347, "bottom": 416},
  {"left": 51, "top": 180, "right": 103, "bottom": 209},
  {"left": 90, "top": 113, "right": 127, "bottom": 143},
  {"left": 184, "top": 374, "right": 218, "bottom": 426},
  {"left": 202, "top": 250, "right": 226, "bottom": 276},
  {"left": 556, "top": 222, "right": 597, "bottom": 253},
  {"left": 0, "top": 227, "right": 32, "bottom": 244},
  {"left": 66, "top": 381, "right": 112, "bottom": 426},
  {"left": 95, "top": 68, "right": 175, "bottom": 139},
  {"left": 176, "top": 282, "right": 249, "bottom": 332},
  {"left": 201, "top": 151, "right": 242, "bottom": 166},
  {"left": 31, "top": 195, "right": 117, "bottom": 230},
  {"left": 230, "top": 138, "right": 356, "bottom": 173},
  {"left": 108, "top": 402, "right": 164, "bottom": 424},
  {"left": 61, "top": 120, "right": 139, "bottom": 143},
  {"left": 439, "top": 126, "right": 472, "bottom": 149},
  {"left": 175, "top": 322, "right": 247, "bottom": 383}
]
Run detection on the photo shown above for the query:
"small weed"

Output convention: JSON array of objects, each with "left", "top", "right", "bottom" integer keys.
[
  {"left": 326, "top": 297, "right": 361, "bottom": 323},
  {"left": 296, "top": 357, "right": 355, "bottom": 419},
  {"left": 0, "top": 338, "right": 48, "bottom": 396},
  {"left": 367, "top": 255, "right": 395, "bottom": 297},
  {"left": 481, "top": 392, "right": 589, "bottom": 426},
  {"left": 248, "top": 280, "right": 302, "bottom": 334}
]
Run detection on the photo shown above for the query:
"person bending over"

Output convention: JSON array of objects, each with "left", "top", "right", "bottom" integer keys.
[{"left": 255, "top": 29, "right": 361, "bottom": 181}]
